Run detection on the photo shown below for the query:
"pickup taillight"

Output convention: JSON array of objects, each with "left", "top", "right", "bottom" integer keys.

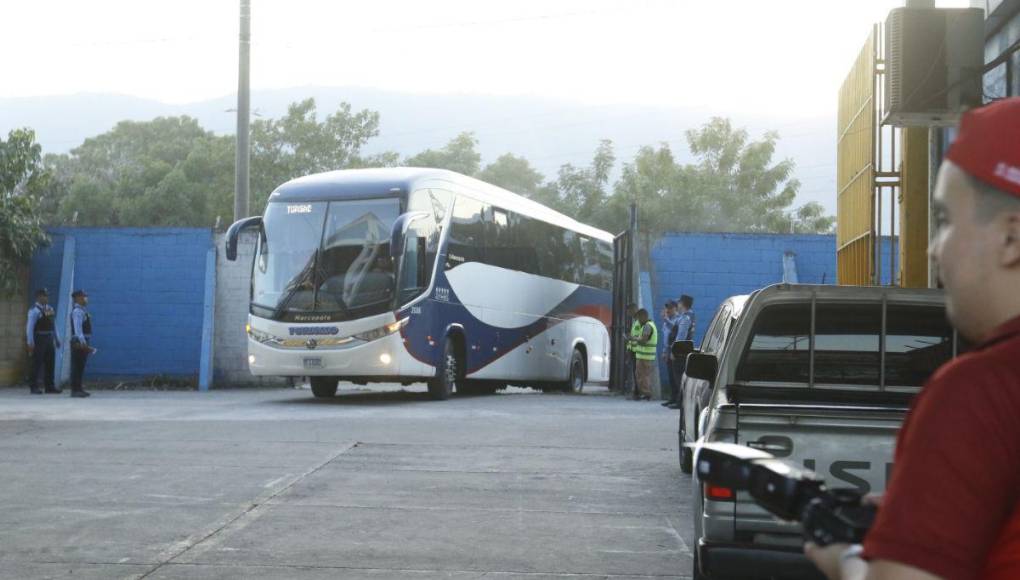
[{"left": 704, "top": 483, "right": 735, "bottom": 501}]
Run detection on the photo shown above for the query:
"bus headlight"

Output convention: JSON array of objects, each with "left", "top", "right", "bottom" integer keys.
[
  {"left": 248, "top": 354, "right": 256, "bottom": 365},
  {"left": 247, "top": 325, "right": 273, "bottom": 344},
  {"left": 354, "top": 318, "right": 408, "bottom": 342},
  {"left": 379, "top": 353, "right": 392, "bottom": 365}
]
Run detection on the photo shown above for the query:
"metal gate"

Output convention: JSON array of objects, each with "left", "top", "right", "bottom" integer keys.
[{"left": 610, "top": 230, "right": 634, "bottom": 392}]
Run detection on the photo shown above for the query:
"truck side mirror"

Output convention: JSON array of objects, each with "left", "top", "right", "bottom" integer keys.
[
  {"left": 389, "top": 212, "right": 430, "bottom": 260},
  {"left": 671, "top": 340, "right": 695, "bottom": 358},
  {"left": 225, "top": 216, "right": 263, "bottom": 261},
  {"left": 686, "top": 352, "right": 718, "bottom": 382}
]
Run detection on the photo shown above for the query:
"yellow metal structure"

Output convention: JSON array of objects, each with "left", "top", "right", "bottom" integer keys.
[
  {"left": 837, "top": 30, "right": 877, "bottom": 286},
  {"left": 899, "top": 128, "right": 929, "bottom": 288}
]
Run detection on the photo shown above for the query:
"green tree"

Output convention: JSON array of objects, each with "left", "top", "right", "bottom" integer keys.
[
  {"left": 405, "top": 132, "right": 481, "bottom": 176},
  {"left": 533, "top": 140, "right": 616, "bottom": 228},
  {"left": 0, "top": 129, "right": 50, "bottom": 294},
  {"left": 783, "top": 201, "right": 836, "bottom": 234},
  {"left": 250, "top": 98, "right": 383, "bottom": 212},
  {"left": 476, "top": 153, "right": 545, "bottom": 196},
  {"left": 44, "top": 116, "right": 232, "bottom": 226},
  {"left": 614, "top": 118, "right": 833, "bottom": 237}
]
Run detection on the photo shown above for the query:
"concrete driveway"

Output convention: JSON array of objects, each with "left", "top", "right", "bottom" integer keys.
[{"left": 0, "top": 385, "right": 694, "bottom": 579}]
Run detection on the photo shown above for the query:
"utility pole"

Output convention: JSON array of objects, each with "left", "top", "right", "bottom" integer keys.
[{"left": 234, "top": 0, "right": 251, "bottom": 222}]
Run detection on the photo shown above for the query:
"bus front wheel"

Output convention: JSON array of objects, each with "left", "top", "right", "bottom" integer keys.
[
  {"left": 310, "top": 376, "right": 338, "bottom": 398},
  {"left": 429, "top": 338, "right": 460, "bottom": 400}
]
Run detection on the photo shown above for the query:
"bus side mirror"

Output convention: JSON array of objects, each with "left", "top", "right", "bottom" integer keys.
[
  {"left": 389, "top": 212, "right": 430, "bottom": 260},
  {"left": 225, "top": 216, "right": 263, "bottom": 261},
  {"left": 686, "top": 352, "right": 718, "bottom": 382}
]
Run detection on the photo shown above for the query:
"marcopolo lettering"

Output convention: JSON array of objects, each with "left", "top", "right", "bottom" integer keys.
[{"left": 289, "top": 327, "right": 340, "bottom": 336}]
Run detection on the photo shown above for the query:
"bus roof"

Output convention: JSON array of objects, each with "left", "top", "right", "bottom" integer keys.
[{"left": 268, "top": 167, "right": 615, "bottom": 243}]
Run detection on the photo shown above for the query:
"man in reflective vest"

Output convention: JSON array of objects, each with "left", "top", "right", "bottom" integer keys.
[
  {"left": 627, "top": 308, "right": 656, "bottom": 400},
  {"left": 624, "top": 303, "right": 639, "bottom": 393}
]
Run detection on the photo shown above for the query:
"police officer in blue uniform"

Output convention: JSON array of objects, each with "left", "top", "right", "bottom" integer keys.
[
  {"left": 69, "top": 289, "right": 93, "bottom": 398},
  {"left": 26, "top": 288, "right": 61, "bottom": 394}
]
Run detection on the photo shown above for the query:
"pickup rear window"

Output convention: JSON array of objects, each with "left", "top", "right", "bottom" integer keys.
[{"left": 736, "top": 303, "right": 955, "bottom": 387}]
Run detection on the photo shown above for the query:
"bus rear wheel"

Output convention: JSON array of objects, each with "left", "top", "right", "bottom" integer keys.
[
  {"left": 564, "top": 349, "right": 586, "bottom": 393},
  {"left": 428, "top": 338, "right": 460, "bottom": 400},
  {"left": 310, "top": 376, "right": 338, "bottom": 398}
]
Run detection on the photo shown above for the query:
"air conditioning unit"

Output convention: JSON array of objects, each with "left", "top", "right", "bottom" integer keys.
[{"left": 884, "top": 7, "right": 985, "bottom": 127}]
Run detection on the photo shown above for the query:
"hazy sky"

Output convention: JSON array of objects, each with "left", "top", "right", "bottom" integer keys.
[{"left": 2, "top": 0, "right": 978, "bottom": 116}]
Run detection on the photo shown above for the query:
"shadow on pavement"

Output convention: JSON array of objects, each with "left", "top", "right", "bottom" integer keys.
[{"left": 268, "top": 389, "right": 508, "bottom": 406}]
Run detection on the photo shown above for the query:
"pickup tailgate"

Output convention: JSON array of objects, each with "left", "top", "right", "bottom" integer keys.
[{"left": 732, "top": 402, "right": 906, "bottom": 545}]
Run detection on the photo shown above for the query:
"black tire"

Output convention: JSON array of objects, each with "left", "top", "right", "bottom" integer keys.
[
  {"left": 680, "top": 407, "right": 696, "bottom": 474},
  {"left": 681, "top": 446, "right": 694, "bottom": 474},
  {"left": 693, "top": 546, "right": 709, "bottom": 580},
  {"left": 428, "top": 337, "right": 459, "bottom": 400},
  {"left": 565, "top": 349, "right": 586, "bottom": 393},
  {"left": 310, "top": 376, "right": 338, "bottom": 398}
]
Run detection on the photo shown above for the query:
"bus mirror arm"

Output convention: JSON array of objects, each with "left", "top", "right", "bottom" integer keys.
[
  {"left": 225, "top": 216, "right": 263, "bottom": 261},
  {"left": 389, "top": 212, "right": 430, "bottom": 260}
]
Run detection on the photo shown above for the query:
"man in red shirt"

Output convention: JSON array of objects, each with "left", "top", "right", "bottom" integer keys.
[{"left": 806, "top": 98, "right": 1020, "bottom": 579}]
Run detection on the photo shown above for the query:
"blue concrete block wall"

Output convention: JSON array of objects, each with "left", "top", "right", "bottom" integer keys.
[
  {"left": 28, "top": 233, "right": 66, "bottom": 302},
  {"left": 651, "top": 233, "right": 899, "bottom": 349},
  {"left": 32, "top": 228, "right": 212, "bottom": 378},
  {"left": 651, "top": 233, "right": 838, "bottom": 348}
]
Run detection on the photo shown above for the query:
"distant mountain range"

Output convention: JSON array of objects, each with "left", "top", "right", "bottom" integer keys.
[{"left": 0, "top": 86, "right": 837, "bottom": 214}]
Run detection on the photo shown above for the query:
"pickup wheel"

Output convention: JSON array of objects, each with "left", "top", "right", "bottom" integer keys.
[
  {"left": 693, "top": 547, "right": 709, "bottom": 580},
  {"left": 681, "top": 409, "right": 697, "bottom": 472},
  {"left": 310, "top": 376, "right": 338, "bottom": 398}
]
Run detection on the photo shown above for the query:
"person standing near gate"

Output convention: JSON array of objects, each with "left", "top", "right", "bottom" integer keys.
[
  {"left": 25, "top": 288, "right": 61, "bottom": 394},
  {"left": 69, "top": 290, "right": 93, "bottom": 398},
  {"left": 627, "top": 308, "right": 657, "bottom": 401},
  {"left": 661, "top": 301, "right": 680, "bottom": 407},
  {"left": 663, "top": 295, "right": 696, "bottom": 409},
  {"left": 624, "top": 302, "right": 639, "bottom": 394}
]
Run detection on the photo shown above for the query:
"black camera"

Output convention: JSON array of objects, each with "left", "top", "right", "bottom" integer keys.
[{"left": 693, "top": 442, "right": 876, "bottom": 546}]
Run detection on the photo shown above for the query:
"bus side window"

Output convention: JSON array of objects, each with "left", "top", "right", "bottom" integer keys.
[{"left": 446, "top": 196, "right": 485, "bottom": 268}]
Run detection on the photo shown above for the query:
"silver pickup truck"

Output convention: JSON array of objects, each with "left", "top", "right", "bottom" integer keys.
[{"left": 686, "top": 284, "right": 962, "bottom": 580}]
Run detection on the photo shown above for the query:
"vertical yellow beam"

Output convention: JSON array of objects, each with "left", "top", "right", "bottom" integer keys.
[
  {"left": 836, "top": 30, "right": 876, "bottom": 286},
  {"left": 899, "top": 127, "right": 929, "bottom": 288}
]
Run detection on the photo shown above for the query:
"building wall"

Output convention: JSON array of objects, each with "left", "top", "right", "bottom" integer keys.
[
  {"left": 29, "top": 228, "right": 212, "bottom": 379},
  {"left": 985, "top": 2, "right": 1020, "bottom": 98},
  {"left": 213, "top": 232, "right": 283, "bottom": 386},
  {"left": 0, "top": 268, "right": 29, "bottom": 386}
]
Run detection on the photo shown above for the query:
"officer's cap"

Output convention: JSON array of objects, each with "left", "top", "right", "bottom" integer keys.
[
  {"left": 71, "top": 289, "right": 88, "bottom": 298},
  {"left": 35, "top": 288, "right": 48, "bottom": 297}
]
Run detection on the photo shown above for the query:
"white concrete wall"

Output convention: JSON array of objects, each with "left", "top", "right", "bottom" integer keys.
[{"left": 213, "top": 232, "right": 284, "bottom": 387}]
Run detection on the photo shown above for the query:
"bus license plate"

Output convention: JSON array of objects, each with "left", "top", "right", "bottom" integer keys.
[{"left": 303, "top": 358, "right": 323, "bottom": 369}]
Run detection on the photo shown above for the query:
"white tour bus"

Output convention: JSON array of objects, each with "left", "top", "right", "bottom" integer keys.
[{"left": 226, "top": 168, "right": 615, "bottom": 400}]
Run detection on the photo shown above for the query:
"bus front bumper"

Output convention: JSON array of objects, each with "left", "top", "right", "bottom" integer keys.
[{"left": 246, "top": 332, "right": 416, "bottom": 376}]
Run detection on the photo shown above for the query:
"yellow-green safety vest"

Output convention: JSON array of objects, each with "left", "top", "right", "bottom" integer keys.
[
  {"left": 627, "top": 320, "right": 642, "bottom": 352},
  {"left": 633, "top": 321, "right": 657, "bottom": 361}
]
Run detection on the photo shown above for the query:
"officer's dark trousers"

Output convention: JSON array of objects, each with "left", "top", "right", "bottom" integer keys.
[
  {"left": 669, "top": 358, "right": 687, "bottom": 404},
  {"left": 70, "top": 348, "right": 90, "bottom": 392},
  {"left": 29, "top": 338, "right": 56, "bottom": 389}
]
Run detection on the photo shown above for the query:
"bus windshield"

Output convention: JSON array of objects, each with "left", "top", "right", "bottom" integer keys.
[{"left": 252, "top": 198, "right": 401, "bottom": 320}]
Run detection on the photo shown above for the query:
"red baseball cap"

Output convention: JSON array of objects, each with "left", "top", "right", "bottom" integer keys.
[{"left": 945, "top": 97, "right": 1020, "bottom": 198}]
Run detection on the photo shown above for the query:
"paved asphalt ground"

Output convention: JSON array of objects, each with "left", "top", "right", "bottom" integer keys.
[{"left": 0, "top": 384, "right": 694, "bottom": 579}]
